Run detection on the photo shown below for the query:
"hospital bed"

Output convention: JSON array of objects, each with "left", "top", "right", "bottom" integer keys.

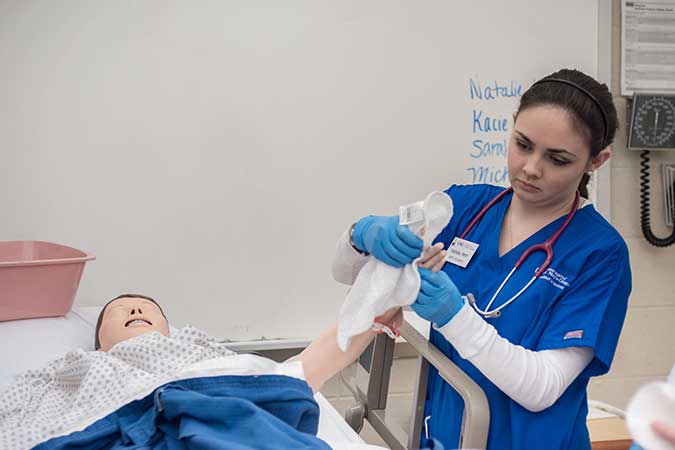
[
  {"left": 0, "top": 306, "right": 386, "bottom": 450},
  {"left": 8, "top": 307, "right": 625, "bottom": 450},
  {"left": 342, "top": 312, "right": 490, "bottom": 450},
  {"left": 342, "top": 313, "right": 631, "bottom": 450}
]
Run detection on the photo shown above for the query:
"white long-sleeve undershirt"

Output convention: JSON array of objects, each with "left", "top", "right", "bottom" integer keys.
[
  {"left": 332, "top": 228, "right": 594, "bottom": 412},
  {"left": 435, "top": 304, "right": 593, "bottom": 412},
  {"left": 332, "top": 230, "right": 369, "bottom": 285}
]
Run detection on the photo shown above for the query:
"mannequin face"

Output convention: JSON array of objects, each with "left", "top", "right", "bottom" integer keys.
[{"left": 97, "top": 296, "right": 169, "bottom": 351}]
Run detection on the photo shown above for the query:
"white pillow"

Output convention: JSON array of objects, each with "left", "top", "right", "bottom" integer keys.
[{"left": 0, "top": 306, "right": 102, "bottom": 392}]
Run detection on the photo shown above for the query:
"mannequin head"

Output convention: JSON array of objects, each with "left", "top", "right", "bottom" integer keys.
[{"left": 95, "top": 294, "right": 169, "bottom": 351}]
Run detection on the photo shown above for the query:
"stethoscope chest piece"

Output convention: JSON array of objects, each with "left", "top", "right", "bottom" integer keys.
[{"left": 466, "top": 293, "right": 501, "bottom": 318}]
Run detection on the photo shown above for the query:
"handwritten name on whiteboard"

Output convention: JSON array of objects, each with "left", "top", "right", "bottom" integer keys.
[{"left": 466, "top": 77, "right": 523, "bottom": 184}]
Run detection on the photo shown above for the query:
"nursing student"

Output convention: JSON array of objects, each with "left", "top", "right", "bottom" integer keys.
[{"left": 332, "top": 69, "right": 632, "bottom": 450}]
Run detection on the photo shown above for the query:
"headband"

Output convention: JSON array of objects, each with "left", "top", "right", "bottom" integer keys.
[{"left": 531, "top": 77, "right": 609, "bottom": 148}]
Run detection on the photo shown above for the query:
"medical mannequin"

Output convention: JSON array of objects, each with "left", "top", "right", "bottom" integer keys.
[
  {"left": 7, "top": 294, "right": 414, "bottom": 450},
  {"left": 95, "top": 294, "right": 170, "bottom": 351},
  {"left": 94, "top": 293, "right": 404, "bottom": 393},
  {"left": 334, "top": 68, "right": 632, "bottom": 450}
]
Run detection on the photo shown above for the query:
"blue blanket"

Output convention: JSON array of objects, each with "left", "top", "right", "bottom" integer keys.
[{"left": 34, "top": 375, "right": 331, "bottom": 450}]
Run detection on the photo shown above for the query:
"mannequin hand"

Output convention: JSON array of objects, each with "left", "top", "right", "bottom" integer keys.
[
  {"left": 417, "top": 242, "right": 446, "bottom": 272},
  {"left": 352, "top": 215, "right": 423, "bottom": 268},
  {"left": 374, "top": 307, "right": 403, "bottom": 331},
  {"left": 412, "top": 268, "right": 464, "bottom": 327}
]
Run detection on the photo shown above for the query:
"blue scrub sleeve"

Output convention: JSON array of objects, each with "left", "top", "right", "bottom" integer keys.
[{"left": 535, "top": 241, "right": 631, "bottom": 377}]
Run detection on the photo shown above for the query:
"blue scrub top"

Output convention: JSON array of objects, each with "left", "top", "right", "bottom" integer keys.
[{"left": 424, "top": 184, "right": 632, "bottom": 450}]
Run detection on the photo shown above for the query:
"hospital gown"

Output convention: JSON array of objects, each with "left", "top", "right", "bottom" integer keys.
[{"left": 0, "top": 326, "right": 329, "bottom": 450}]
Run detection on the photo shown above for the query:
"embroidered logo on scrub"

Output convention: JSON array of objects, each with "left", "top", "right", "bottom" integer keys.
[
  {"left": 539, "top": 268, "right": 570, "bottom": 290},
  {"left": 564, "top": 330, "right": 584, "bottom": 340}
]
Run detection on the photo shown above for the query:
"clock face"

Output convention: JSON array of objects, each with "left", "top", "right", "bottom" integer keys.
[{"left": 629, "top": 95, "right": 675, "bottom": 149}]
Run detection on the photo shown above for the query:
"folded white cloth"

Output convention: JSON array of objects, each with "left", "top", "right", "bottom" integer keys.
[{"left": 336, "top": 191, "right": 453, "bottom": 351}]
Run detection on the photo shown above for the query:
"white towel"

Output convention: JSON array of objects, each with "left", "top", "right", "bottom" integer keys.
[{"left": 336, "top": 191, "right": 454, "bottom": 351}]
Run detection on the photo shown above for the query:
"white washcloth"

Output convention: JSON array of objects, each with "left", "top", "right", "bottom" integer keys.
[{"left": 336, "top": 191, "right": 453, "bottom": 351}]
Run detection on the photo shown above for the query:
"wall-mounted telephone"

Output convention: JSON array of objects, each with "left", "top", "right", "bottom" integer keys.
[{"left": 627, "top": 93, "right": 675, "bottom": 247}]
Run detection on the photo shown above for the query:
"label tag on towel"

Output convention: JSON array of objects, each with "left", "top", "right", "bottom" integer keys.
[
  {"left": 399, "top": 201, "right": 425, "bottom": 225},
  {"left": 445, "top": 237, "right": 479, "bottom": 268}
]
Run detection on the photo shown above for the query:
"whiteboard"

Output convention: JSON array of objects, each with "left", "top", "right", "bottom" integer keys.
[{"left": 0, "top": 1, "right": 599, "bottom": 342}]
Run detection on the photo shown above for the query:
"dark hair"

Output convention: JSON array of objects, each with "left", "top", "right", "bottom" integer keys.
[
  {"left": 516, "top": 68, "right": 618, "bottom": 198},
  {"left": 94, "top": 293, "right": 166, "bottom": 350}
]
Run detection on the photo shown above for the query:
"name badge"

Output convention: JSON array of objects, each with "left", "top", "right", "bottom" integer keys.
[{"left": 445, "top": 237, "right": 479, "bottom": 268}]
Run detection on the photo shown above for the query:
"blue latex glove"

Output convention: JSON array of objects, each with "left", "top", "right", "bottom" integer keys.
[
  {"left": 352, "top": 215, "right": 423, "bottom": 268},
  {"left": 412, "top": 268, "right": 465, "bottom": 327},
  {"left": 628, "top": 443, "right": 644, "bottom": 450}
]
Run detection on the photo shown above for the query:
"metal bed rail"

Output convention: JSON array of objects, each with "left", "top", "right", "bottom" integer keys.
[{"left": 344, "top": 320, "right": 490, "bottom": 450}]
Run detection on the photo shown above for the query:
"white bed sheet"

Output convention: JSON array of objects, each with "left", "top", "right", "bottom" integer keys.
[
  {"left": 0, "top": 306, "right": 383, "bottom": 449},
  {"left": 0, "top": 308, "right": 97, "bottom": 392}
]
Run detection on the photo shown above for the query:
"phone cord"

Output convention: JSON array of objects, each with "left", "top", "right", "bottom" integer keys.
[{"left": 640, "top": 150, "right": 675, "bottom": 247}]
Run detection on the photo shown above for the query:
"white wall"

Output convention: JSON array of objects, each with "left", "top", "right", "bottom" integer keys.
[{"left": 1, "top": 1, "right": 598, "bottom": 342}]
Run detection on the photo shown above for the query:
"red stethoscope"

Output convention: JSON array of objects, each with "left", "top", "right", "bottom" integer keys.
[{"left": 461, "top": 187, "right": 581, "bottom": 318}]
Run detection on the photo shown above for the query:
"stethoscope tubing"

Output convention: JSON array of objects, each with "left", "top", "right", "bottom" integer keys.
[{"left": 463, "top": 187, "right": 581, "bottom": 318}]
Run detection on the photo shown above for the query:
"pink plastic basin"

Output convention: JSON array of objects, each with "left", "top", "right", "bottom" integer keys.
[{"left": 0, "top": 241, "right": 95, "bottom": 321}]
